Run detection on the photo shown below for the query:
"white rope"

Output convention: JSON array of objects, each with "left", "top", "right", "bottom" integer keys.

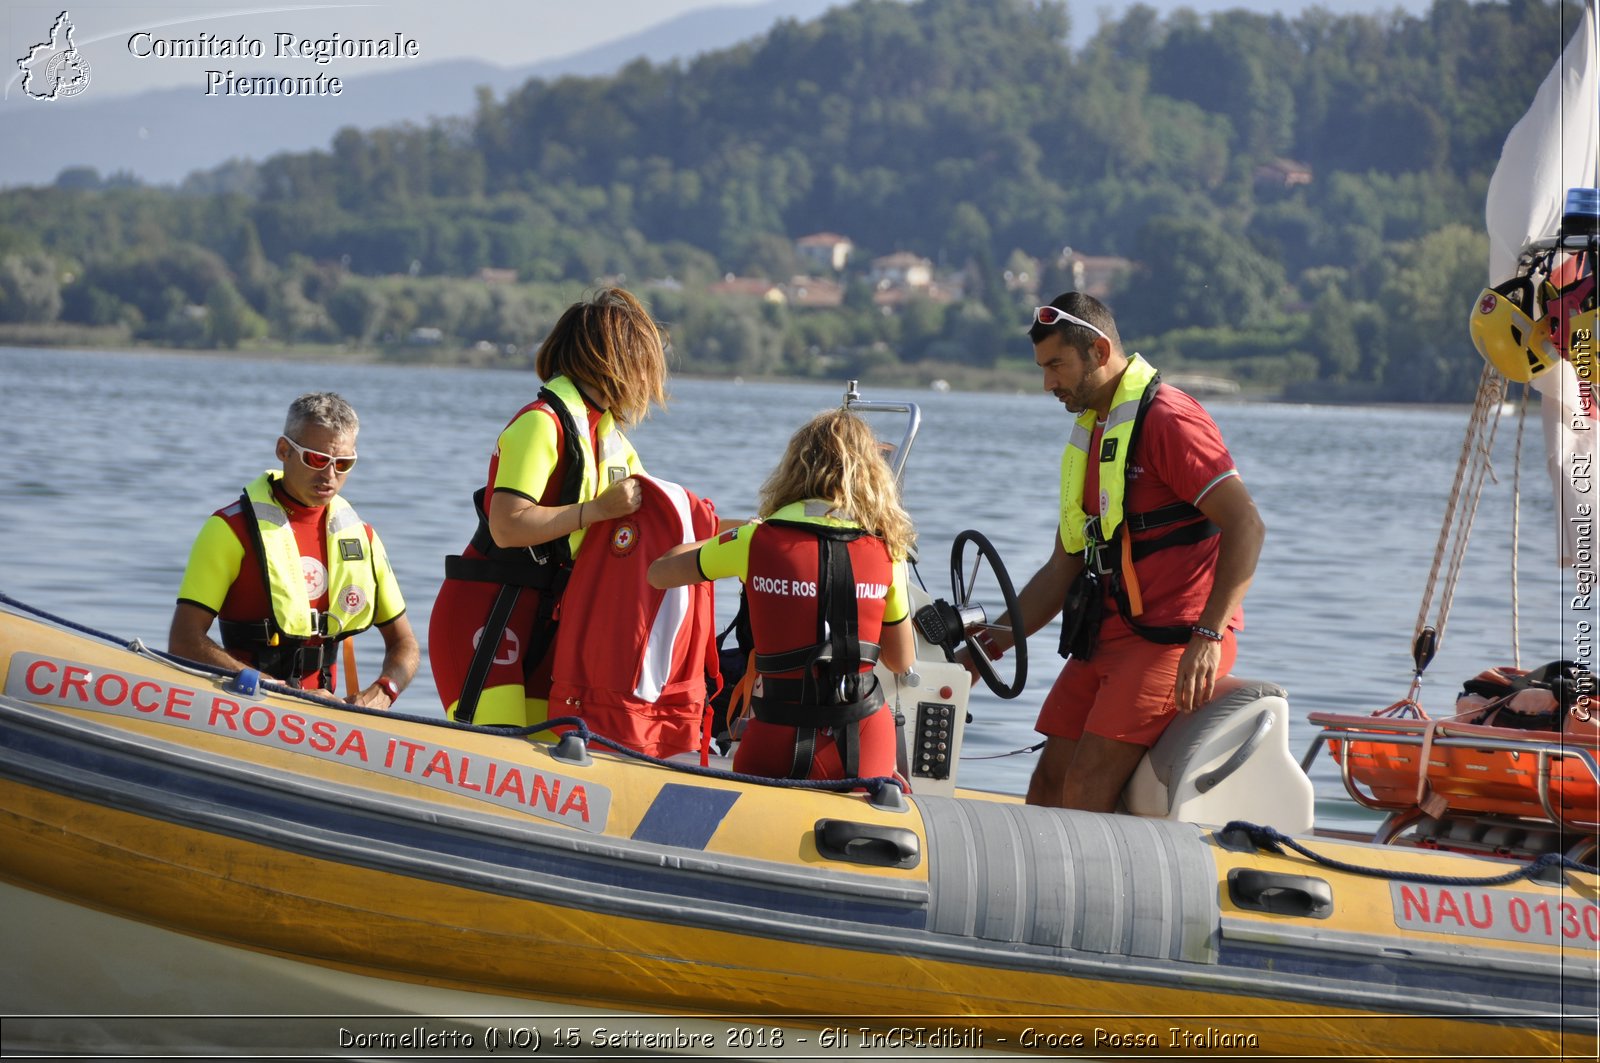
[{"left": 1415, "top": 365, "right": 1505, "bottom": 656}]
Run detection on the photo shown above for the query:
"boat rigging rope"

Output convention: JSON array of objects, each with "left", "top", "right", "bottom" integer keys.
[
  {"left": 1220, "top": 820, "right": 1598, "bottom": 884},
  {"left": 1510, "top": 385, "right": 1529, "bottom": 668},
  {"left": 1413, "top": 365, "right": 1505, "bottom": 670},
  {"left": 0, "top": 591, "right": 904, "bottom": 802},
  {"left": 961, "top": 740, "right": 1045, "bottom": 760}
]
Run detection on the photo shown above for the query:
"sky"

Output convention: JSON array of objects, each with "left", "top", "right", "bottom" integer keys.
[{"left": 3, "top": 0, "right": 1438, "bottom": 104}]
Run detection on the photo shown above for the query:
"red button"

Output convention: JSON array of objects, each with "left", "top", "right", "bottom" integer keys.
[{"left": 939, "top": 686, "right": 953, "bottom": 700}]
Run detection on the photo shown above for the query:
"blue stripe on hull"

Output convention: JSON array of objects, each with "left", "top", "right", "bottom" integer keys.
[{"left": 632, "top": 783, "right": 740, "bottom": 848}]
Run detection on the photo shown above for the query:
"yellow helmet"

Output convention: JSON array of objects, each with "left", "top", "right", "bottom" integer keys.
[{"left": 1470, "top": 279, "right": 1554, "bottom": 383}]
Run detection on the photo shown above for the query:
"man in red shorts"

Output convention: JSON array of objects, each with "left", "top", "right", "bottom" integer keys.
[{"left": 983, "top": 293, "right": 1265, "bottom": 811}]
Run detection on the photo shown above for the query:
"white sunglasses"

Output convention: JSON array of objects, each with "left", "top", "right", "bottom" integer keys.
[
  {"left": 1032, "top": 305, "right": 1110, "bottom": 342},
  {"left": 283, "top": 436, "right": 358, "bottom": 474}
]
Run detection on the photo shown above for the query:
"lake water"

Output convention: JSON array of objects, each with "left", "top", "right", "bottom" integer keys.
[{"left": 0, "top": 345, "right": 1586, "bottom": 826}]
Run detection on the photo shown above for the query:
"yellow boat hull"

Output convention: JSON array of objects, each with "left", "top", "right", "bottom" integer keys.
[{"left": 0, "top": 604, "right": 1592, "bottom": 1058}]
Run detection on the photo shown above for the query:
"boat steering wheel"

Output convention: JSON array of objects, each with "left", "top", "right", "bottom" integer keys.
[{"left": 912, "top": 529, "right": 1027, "bottom": 699}]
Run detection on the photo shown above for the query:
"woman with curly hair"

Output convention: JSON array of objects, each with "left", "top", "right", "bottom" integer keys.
[{"left": 649, "top": 408, "right": 916, "bottom": 781}]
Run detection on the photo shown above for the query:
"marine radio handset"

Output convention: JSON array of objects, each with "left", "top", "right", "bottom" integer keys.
[{"left": 913, "top": 529, "right": 1027, "bottom": 700}]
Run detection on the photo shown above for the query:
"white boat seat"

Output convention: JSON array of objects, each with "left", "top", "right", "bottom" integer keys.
[{"left": 1122, "top": 676, "right": 1315, "bottom": 834}]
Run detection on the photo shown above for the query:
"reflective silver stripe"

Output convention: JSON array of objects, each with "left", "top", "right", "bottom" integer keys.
[
  {"left": 1067, "top": 422, "right": 1092, "bottom": 453},
  {"left": 803, "top": 500, "right": 834, "bottom": 518},
  {"left": 599, "top": 428, "right": 630, "bottom": 463},
  {"left": 327, "top": 506, "right": 363, "bottom": 535},
  {"left": 247, "top": 500, "right": 287, "bottom": 528},
  {"left": 1105, "top": 400, "right": 1140, "bottom": 432}
]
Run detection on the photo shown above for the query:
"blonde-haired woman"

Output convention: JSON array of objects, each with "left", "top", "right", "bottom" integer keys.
[
  {"left": 649, "top": 409, "right": 916, "bottom": 781},
  {"left": 431, "top": 287, "right": 668, "bottom": 727}
]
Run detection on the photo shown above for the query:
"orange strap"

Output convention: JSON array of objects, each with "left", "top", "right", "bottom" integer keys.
[
  {"left": 1119, "top": 533, "right": 1145, "bottom": 617},
  {"left": 342, "top": 639, "right": 360, "bottom": 699},
  {"left": 726, "top": 651, "right": 758, "bottom": 738},
  {"left": 1413, "top": 720, "right": 1449, "bottom": 819}
]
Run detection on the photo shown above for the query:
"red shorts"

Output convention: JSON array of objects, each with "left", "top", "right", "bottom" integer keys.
[{"left": 1035, "top": 628, "right": 1238, "bottom": 747}]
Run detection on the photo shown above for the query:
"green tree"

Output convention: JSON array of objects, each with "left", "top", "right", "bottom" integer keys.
[
  {"left": 0, "top": 254, "right": 62, "bottom": 323},
  {"left": 1377, "top": 224, "right": 1488, "bottom": 401},
  {"left": 1120, "top": 216, "right": 1287, "bottom": 332},
  {"left": 326, "top": 283, "right": 387, "bottom": 345},
  {"left": 205, "top": 280, "right": 268, "bottom": 348}
]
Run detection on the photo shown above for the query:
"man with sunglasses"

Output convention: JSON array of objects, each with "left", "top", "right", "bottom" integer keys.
[
  {"left": 979, "top": 293, "right": 1265, "bottom": 811},
  {"left": 170, "top": 392, "right": 418, "bottom": 706}
]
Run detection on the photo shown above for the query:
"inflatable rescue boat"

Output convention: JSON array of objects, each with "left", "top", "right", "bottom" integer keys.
[{"left": 1, "top": 387, "right": 1593, "bottom": 1059}]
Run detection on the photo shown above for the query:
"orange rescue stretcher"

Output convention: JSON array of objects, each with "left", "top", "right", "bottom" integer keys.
[{"left": 1306, "top": 700, "right": 1600, "bottom": 856}]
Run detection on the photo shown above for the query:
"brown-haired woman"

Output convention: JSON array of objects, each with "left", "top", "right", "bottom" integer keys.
[
  {"left": 430, "top": 287, "right": 668, "bottom": 728},
  {"left": 648, "top": 409, "right": 916, "bottom": 782}
]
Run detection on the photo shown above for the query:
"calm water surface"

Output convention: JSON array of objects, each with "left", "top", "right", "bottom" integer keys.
[{"left": 0, "top": 346, "right": 1584, "bottom": 824}]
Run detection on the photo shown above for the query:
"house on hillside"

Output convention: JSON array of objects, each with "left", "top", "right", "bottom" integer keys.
[
  {"left": 784, "top": 276, "right": 845, "bottom": 308},
  {"left": 795, "top": 232, "right": 854, "bottom": 273},
  {"left": 870, "top": 252, "right": 933, "bottom": 291},
  {"left": 708, "top": 275, "right": 787, "bottom": 304},
  {"left": 1253, "top": 157, "right": 1313, "bottom": 189}
]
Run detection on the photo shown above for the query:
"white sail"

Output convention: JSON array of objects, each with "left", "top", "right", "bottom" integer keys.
[
  {"left": 1485, "top": 0, "right": 1599, "bottom": 568},
  {"left": 1485, "top": 1, "right": 1598, "bottom": 282}
]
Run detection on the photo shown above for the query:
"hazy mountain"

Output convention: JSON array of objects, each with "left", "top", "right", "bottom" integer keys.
[{"left": 0, "top": 0, "right": 839, "bottom": 190}]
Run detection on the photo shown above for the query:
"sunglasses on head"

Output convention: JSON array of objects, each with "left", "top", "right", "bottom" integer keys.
[
  {"left": 1032, "top": 305, "right": 1110, "bottom": 341},
  {"left": 283, "top": 436, "right": 358, "bottom": 474}
]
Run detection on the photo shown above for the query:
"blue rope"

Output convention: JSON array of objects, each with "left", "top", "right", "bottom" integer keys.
[
  {"left": 1219, "top": 820, "right": 1598, "bottom": 885},
  {"left": 0, "top": 590, "right": 904, "bottom": 801}
]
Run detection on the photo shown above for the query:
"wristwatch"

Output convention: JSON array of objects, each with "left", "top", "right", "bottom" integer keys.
[{"left": 376, "top": 676, "right": 401, "bottom": 703}]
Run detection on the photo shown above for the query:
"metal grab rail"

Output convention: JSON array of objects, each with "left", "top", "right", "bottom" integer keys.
[{"left": 843, "top": 380, "right": 921, "bottom": 484}]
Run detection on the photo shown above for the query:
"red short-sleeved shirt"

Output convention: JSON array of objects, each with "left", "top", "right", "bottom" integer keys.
[{"left": 1079, "top": 385, "right": 1242, "bottom": 636}]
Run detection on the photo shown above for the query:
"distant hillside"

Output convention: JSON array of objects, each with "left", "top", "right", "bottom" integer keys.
[
  {"left": 0, "top": 0, "right": 838, "bottom": 189},
  {"left": 0, "top": 0, "right": 1580, "bottom": 403}
]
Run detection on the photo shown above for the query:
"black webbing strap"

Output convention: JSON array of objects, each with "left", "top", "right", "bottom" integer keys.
[
  {"left": 453, "top": 583, "right": 521, "bottom": 724},
  {"left": 1128, "top": 518, "right": 1220, "bottom": 562},
  {"left": 444, "top": 552, "right": 561, "bottom": 588},
  {"left": 750, "top": 683, "right": 882, "bottom": 726},
  {"left": 788, "top": 729, "right": 817, "bottom": 779},
  {"left": 755, "top": 641, "right": 881, "bottom": 674},
  {"left": 822, "top": 535, "right": 860, "bottom": 694},
  {"left": 1126, "top": 501, "right": 1204, "bottom": 533}
]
